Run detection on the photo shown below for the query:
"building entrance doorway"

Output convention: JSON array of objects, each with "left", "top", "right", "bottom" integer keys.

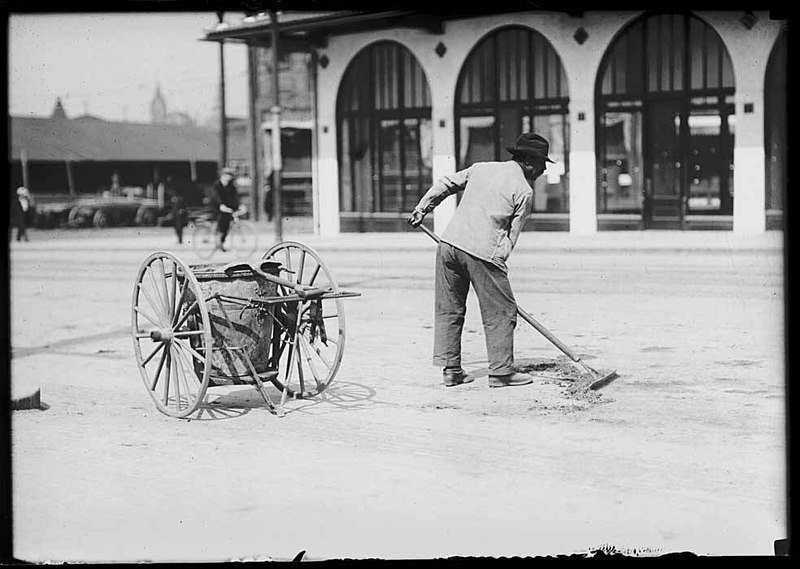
[
  {"left": 596, "top": 13, "right": 736, "bottom": 230},
  {"left": 644, "top": 99, "right": 683, "bottom": 228},
  {"left": 642, "top": 99, "right": 735, "bottom": 229}
]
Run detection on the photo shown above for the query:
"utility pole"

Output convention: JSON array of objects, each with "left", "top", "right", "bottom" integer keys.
[
  {"left": 217, "top": 12, "right": 228, "bottom": 171},
  {"left": 270, "top": 10, "right": 283, "bottom": 242},
  {"left": 247, "top": 44, "right": 261, "bottom": 222},
  {"left": 65, "top": 159, "right": 75, "bottom": 196},
  {"left": 20, "top": 148, "right": 29, "bottom": 189}
]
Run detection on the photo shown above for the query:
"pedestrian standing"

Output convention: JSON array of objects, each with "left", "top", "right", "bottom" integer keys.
[
  {"left": 263, "top": 170, "right": 274, "bottom": 222},
  {"left": 210, "top": 167, "right": 245, "bottom": 251},
  {"left": 166, "top": 176, "right": 188, "bottom": 244},
  {"left": 10, "top": 186, "right": 34, "bottom": 242},
  {"left": 407, "top": 133, "right": 553, "bottom": 388}
]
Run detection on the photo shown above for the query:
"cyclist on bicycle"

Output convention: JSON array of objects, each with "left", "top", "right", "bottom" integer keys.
[{"left": 210, "top": 167, "right": 246, "bottom": 251}]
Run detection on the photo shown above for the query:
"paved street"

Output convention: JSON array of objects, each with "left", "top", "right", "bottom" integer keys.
[{"left": 8, "top": 224, "right": 786, "bottom": 561}]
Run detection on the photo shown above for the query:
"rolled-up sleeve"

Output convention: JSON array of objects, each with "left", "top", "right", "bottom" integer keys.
[{"left": 414, "top": 167, "right": 472, "bottom": 213}]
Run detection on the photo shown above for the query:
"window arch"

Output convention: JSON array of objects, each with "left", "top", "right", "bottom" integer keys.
[
  {"left": 598, "top": 15, "right": 734, "bottom": 98},
  {"left": 337, "top": 41, "right": 433, "bottom": 217},
  {"left": 454, "top": 26, "right": 570, "bottom": 213},
  {"left": 595, "top": 13, "right": 736, "bottom": 229}
]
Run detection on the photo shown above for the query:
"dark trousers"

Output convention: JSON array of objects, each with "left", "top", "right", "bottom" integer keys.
[
  {"left": 217, "top": 212, "right": 233, "bottom": 243},
  {"left": 173, "top": 209, "right": 186, "bottom": 243},
  {"left": 433, "top": 242, "right": 517, "bottom": 376},
  {"left": 15, "top": 224, "right": 28, "bottom": 242}
]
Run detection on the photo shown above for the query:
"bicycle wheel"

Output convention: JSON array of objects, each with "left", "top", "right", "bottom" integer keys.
[
  {"left": 190, "top": 222, "right": 216, "bottom": 260},
  {"left": 230, "top": 221, "right": 258, "bottom": 259}
]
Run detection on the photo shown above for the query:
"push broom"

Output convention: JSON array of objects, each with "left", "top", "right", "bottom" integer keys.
[{"left": 417, "top": 223, "right": 618, "bottom": 390}]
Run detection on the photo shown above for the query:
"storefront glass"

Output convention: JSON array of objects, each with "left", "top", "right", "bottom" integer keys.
[
  {"left": 595, "top": 14, "right": 736, "bottom": 228},
  {"left": 337, "top": 42, "right": 432, "bottom": 215},
  {"left": 455, "top": 26, "right": 570, "bottom": 213}
]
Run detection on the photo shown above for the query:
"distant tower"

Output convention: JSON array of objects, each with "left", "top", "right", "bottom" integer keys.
[
  {"left": 150, "top": 84, "right": 167, "bottom": 124},
  {"left": 52, "top": 97, "right": 67, "bottom": 119}
]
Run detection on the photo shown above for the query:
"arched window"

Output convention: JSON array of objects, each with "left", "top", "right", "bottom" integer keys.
[
  {"left": 454, "top": 26, "right": 570, "bottom": 213},
  {"left": 765, "top": 30, "right": 786, "bottom": 225},
  {"left": 596, "top": 14, "right": 736, "bottom": 229},
  {"left": 337, "top": 42, "right": 432, "bottom": 219}
]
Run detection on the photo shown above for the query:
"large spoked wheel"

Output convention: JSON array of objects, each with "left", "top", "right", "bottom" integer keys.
[
  {"left": 131, "top": 252, "right": 212, "bottom": 418},
  {"left": 263, "top": 241, "right": 346, "bottom": 398},
  {"left": 191, "top": 221, "right": 216, "bottom": 260},
  {"left": 230, "top": 221, "right": 258, "bottom": 259}
]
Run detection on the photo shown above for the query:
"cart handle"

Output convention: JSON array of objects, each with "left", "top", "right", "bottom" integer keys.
[{"left": 222, "top": 261, "right": 329, "bottom": 299}]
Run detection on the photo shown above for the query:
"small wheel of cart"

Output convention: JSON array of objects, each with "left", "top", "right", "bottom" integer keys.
[
  {"left": 131, "top": 252, "right": 213, "bottom": 418},
  {"left": 263, "top": 241, "right": 346, "bottom": 399}
]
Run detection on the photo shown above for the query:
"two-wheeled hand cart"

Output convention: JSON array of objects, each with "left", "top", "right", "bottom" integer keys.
[{"left": 131, "top": 241, "right": 360, "bottom": 418}]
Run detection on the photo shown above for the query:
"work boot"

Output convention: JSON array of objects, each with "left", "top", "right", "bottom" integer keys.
[
  {"left": 488, "top": 372, "right": 533, "bottom": 388},
  {"left": 442, "top": 367, "right": 474, "bottom": 387}
]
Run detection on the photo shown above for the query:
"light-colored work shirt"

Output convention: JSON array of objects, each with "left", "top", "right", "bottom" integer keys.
[{"left": 414, "top": 160, "right": 534, "bottom": 272}]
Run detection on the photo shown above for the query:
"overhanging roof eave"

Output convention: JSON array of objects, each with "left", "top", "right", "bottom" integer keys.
[{"left": 202, "top": 10, "right": 416, "bottom": 43}]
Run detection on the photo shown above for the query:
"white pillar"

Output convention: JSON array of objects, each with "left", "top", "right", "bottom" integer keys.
[
  {"left": 316, "top": 116, "right": 340, "bottom": 236},
  {"left": 317, "top": 156, "right": 340, "bottom": 236},
  {"left": 431, "top": 159, "right": 457, "bottom": 234},
  {"left": 315, "top": 61, "right": 340, "bottom": 236},
  {"left": 431, "top": 105, "right": 457, "bottom": 234},
  {"left": 732, "top": 90, "right": 767, "bottom": 234},
  {"left": 568, "top": 99, "right": 597, "bottom": 235}
]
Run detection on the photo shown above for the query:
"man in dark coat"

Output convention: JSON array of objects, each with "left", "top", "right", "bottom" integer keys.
[
  {"left": 165, "top": 176, "right": 188, "bottom": 244},
  {"left": 10, "top": 186, "right": 34, "bottom": 242},
  {"left": 263, "top": 175, "right": 274, "bottom": 222},
  {"left": 407, "top": 133, "right": 553, "bottom": 388},
  {"left": 210, "top": 167, "right": 244, "bottom": 251}
]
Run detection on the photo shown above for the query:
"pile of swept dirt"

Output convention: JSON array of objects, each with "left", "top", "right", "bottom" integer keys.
[{"left": 515, "top": 356, "right": 614, "bottom": 403}]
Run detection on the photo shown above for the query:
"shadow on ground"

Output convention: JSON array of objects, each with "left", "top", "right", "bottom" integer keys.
[{"left": 188, "top": 380, "right": 389, "bottom": 420}]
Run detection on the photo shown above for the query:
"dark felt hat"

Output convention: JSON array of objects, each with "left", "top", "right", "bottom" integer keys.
[{"left": 506, "top": 133, "right": 555, "bottom": 163}]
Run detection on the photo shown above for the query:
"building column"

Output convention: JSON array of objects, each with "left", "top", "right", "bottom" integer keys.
[
  {"left": 732, "top": 88, "right": 767, "bottom": 234},
  {"left": 568, "top": 99, "right": 597, "bottom": 235},
  {"left": 315, "top": 110, "right": 340, "bottom": 236},
  {"left": 309, "top": 50, "right": 321, "bottom": 236},
  {"left": 431, "top": 106, "right": 457, "bottom": 234}
]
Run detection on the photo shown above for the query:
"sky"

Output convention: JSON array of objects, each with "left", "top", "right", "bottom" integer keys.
[{"left": 9, "top": 12, "right": 249, "bottom": 125}]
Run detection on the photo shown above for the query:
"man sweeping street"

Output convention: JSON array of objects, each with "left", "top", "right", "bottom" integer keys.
[{"left": 407, "top": 133, "right": 554, "bottom": 388}]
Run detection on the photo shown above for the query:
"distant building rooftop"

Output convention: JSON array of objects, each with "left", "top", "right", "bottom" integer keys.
[{"left": 10, "top": 115, "right": 248, "bottom": 162}]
